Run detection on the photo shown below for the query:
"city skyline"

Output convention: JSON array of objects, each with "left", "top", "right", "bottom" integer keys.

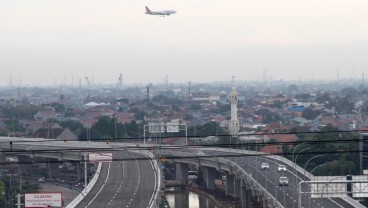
[{"left": 1, "top": 0, "right": 367, "bottom": 86}]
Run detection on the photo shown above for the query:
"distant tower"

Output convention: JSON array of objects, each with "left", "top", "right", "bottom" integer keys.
[
  {"left": 362, "top": 73, "right": 365, "bottom": 87},
  {"left": 146, "top": 85, "right": 150, "bottom": 102},
  {"left": 117, "top": 73, "right": 123, "bottom": 91},
  {"left": 229, "top": 77, "right": 239, "bottom": 135},
  {"left": 188, "top": 81, "right": 191, "bottom": 96}
]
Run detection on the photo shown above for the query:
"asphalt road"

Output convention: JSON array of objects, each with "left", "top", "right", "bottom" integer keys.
[
  {"left": 207, "top": 150, "right": 355, "bottom": 208},
  {"left": 75, "top": 150, "right": 157, "bottom": 208},
  {"left": 160, "top": 147, "right": 355, "bottom": 208}
]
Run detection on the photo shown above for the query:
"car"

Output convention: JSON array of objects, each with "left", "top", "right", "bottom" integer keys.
[
  {"left": 38, "top": 177, "right": 45, "bottom": 183},
  {"left": 221, "top": 175, "right": 226, "bottom": 184},
  {"left": 261, "top": 163, "right": 269, "bottom": 170},
  {"left": 278, "top": 165, "right": 286, "bottom": 172},
  {"left": 195, "top": 151, "right": 205, "bottom": 156},
  {"left": 279, "top": 176, "right": 289, "bottom": 186}
]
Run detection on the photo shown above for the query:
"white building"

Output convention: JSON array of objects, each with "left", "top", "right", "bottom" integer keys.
[{"left": 228, "top": 81, "right": 239, "bottom": 135}]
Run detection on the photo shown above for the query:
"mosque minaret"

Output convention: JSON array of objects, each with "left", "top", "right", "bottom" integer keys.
[{"left": 229, "top": 77, "right": 239, "bottom": 135}]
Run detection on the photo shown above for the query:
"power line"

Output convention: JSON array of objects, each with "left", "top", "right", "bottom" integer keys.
[
  {"left": 1, "top": 128, "right": 367, "bottom": 144},
  {"left": 1, "top": 136, "right": 367, "bottom": 154},
  {"left": 0, "top": 148, "right": 366, "bottom": 165}
]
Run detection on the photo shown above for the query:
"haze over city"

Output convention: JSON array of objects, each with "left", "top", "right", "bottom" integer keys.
[{"left": 1, "top": 0, "right": 367, "bottom": 86}]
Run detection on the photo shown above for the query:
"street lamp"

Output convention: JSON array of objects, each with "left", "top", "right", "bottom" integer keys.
[
  {"left": 303, "top": 154, "right": 327, "bottom": 208},
  {"left": 294, "top": 147, "right": 313, "bottom": 176},
  {"left": 310, "top": 162, "right": 332, "bottom": 175},
  {"left": 293, "top": 147, "right": 312, "bottom": 207},
  {"left": 114, "top": 114, "right": 118, "bottom": 143},
  {"left": 308, "top": 162, "right": 333, "bottom": 208},
  {"left": 303, "top": 154, "right": 327, "bottom": 179},
  {"left": 2, "top": 191, "right": 6, "bottom": 208}
]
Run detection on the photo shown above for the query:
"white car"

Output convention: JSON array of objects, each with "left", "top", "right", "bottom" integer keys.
[
  {"left": 261, "top": 163, "right": 269, "bottom": 170},
  {"left": 195, "top": 151, "right": 205, "bottom": 156},
  {"left": 279, "top": 176, "right": 289, "bottom": 186},
  {"left": 278, "top": 165, "right": 286, "bottom": 172}
]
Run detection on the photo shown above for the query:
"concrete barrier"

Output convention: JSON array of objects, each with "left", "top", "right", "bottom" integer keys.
[{"left": 65, "top": 162, "right": 102, "bottom": 208}]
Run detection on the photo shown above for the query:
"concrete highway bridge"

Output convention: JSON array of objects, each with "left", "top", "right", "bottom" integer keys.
[{"left": 0, "top": 137, "right": 365, "bottom": 208}]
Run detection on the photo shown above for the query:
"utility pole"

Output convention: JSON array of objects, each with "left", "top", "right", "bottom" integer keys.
[{"left": 17, "top": 194, "right": 20, "bottom": 208}]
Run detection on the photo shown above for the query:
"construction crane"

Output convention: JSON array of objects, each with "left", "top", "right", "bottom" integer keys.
[
  {"left": 85, "top": 77, "right": 92, "bottom": 98},
  {"left": 116, "top": 73, "right": 123, "bottom": 91},
  {"left": 85, "top": 77, "right": 91, "bottom": 87}
]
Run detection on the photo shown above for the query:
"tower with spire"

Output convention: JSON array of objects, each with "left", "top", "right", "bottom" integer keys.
[{"left": 229, "top": 77, "right": 239, "bottom": 135}]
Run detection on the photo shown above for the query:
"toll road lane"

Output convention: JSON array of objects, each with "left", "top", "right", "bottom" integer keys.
[{"left": 74, "top": 150, "right": 156, "bottom": 208}]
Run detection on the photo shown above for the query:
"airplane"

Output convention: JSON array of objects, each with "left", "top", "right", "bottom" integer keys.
[{"left": 145, "top": 6, "right": 176, "bottom": 17}]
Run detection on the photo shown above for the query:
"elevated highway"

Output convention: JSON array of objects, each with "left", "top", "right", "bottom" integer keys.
[
  {"left": 0, "top": 137, "right": 160, "bottom": 208},
  {"left": 1, "top": 137, "right": 365, "bottom": 208},
  {"left": 161, "top": 147, "right": 364, "bottom": 208}
]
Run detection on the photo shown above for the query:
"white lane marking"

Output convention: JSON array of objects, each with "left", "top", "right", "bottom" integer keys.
[
  {"left": 328, "top": 197, "right": 344, "bottom": 208},
  {"left": 86, "top": 162, "right": 111, "bottom": 207}
]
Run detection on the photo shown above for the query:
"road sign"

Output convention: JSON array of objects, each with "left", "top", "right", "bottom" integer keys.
[
  {"left": 148, "top": 123, "right": 165, "bottom": 133},
  {"left": 166, "top": 123, "right": 179, "bottom": 133},
  {"left": 89, "top": 152, "right": 113, "bottom": 162},
  {"left": 352, "top": 175, "right": 368, "bottom": 197},
  {"left": 310, "top": 176, "right": 347, "bottom": 198},
  {"left": 25, "top": 193, "right": 62, "bottom": 208}
]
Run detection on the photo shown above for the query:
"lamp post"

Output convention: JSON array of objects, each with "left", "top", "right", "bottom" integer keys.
[
  {"left": 307, "top": 161, "right": 333, "bottom": 208},
  {"left": 303, "top": 154, "right": 327, "bottom": 208},
  {"left": 303, "top": 154, "right": 327, "bottom": 179},
  {"left": 2, "top": 191, "right": 6, "bottom": 208},
  {"left": 114, "top": 114, "right": 118, "bottom": 143},
  {"left": 310, "top": 162, "right": 331, "bottom": 175},
  {"left": 292, "top": 143, "right": 307, "bottom": 169},
  {"left": 293, "top": 147, "right": 312, "bottom": 207},
  {"left": 294, "top": 147, "right": 313, "bottom": 176}
]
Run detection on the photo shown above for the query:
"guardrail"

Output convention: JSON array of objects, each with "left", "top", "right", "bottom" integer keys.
[
  {"left": 175, "top": 156, "right": 283, "bottom": 208},
  {"left": 199, "top": 147, "right": 364, "bottom": 208},
  {"left": 131, "top": 150, "right": 161, "bottom": 208},
  {"left": 65, "top": 162, "right": 102, "bottom": 208}
]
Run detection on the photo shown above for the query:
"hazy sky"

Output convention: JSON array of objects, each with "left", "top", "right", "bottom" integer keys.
[{"left": 1, "top": 0, "right": 367, "bottom": 86}]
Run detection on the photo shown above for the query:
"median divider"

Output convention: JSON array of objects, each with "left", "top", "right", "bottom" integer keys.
[
  {"left": 65, "top": 162, "right": 102, "bottom": 208},
  {"left": 131, "top": 150, "right": 161, "bottom": 208}
]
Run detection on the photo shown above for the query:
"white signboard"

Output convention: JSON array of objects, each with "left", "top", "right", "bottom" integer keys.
[
  {"left": 310, "top": 176, "right": 347, "bottom": 198},
  {"left": 352, "top": 175, "right": 368, "bottom": 197},
  {"left": 89, "top": 153, "right": 113, "bottom": 162},
  {"left": 166, "top": 122, "right": 179, "bottom": 133},
  {"left": 25, "top": 193, "right": 62, "bottom": 208},
  {"left": 148, "top": 123, "right": 165, "bottom": 133}
]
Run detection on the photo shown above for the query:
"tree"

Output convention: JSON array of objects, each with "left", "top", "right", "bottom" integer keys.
[
  {"left": 295, "top": 93, "right": 311, "bottom": 100},
  {"left": 301, "top": 107, "right": 324, "bottom": 120},
  {"left": 0, "top": 180, "right": 5, "bottom": 205},
  {"left": 57, "top": 120, "right": 83, "bottom": 137},
  {"left": 287, "top": 84, "right": 299, "bottom": 93},
  {"left": 290, "top": 125, "right": 360, "bottom": 176},
  {"left": 0, "top": 104, "right": 45, "bottom": 120}
]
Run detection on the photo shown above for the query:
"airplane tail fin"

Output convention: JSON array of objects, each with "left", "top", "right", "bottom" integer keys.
[{"left": 145, "top": 6, "right": 152, "bottom": 14}]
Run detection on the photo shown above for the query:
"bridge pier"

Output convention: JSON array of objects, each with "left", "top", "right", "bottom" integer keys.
[
  {"left": 174, "top": 191, "right": 189, "bottom": 208},
  {"left": 76, "top": 162, "right": 85, "bottom": 182},
  {"left": 199, "top": 195, "right": 210, "bottom": 208},
  {"left": 241, "top": 181, "right": 252, "bottom": 208},
  {"left": 202, "top": 167, "right": 216, "bottom": 190},
  {"left": 0, "top": 154, "right": 6, "bottom": 163},
  {"left": 48, "top": 159, "right": 59, "bottom": 179},
  {"left": 234, "top": 178, "right": 241, "bottom": 198},
  {"left": 175, "top": 163, "right": 188, "bottom": 191},
  {"left": 225, "top": 173, "right": 235, "bottom": 197},
  {"left": 17, "top": 155, "right": 32, "bottom": 176}
]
